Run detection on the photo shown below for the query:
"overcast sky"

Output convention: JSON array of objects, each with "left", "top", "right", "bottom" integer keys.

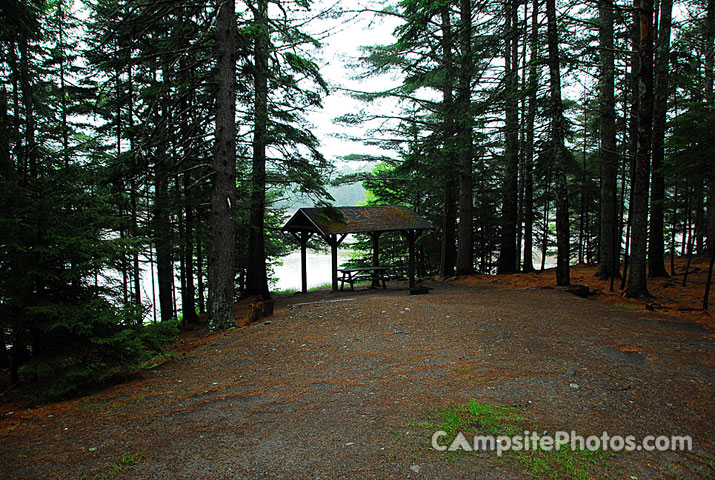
[{"left": 301, "top": 1, "right": 403, "bottom": 167}]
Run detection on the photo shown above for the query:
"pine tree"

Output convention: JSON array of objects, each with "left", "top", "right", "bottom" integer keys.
[
  {"left": 245, "top": 0, "right": 271, "bottom": 300},
  {"left": 626, "top": 0, "right": 655, "bottom": 298},
  {"left": 521, "top": 0, "right": 540, "bottom": 274},
  {"left": 455, "top": 0, "right": 475, "bottom": 275},
  {"left": 208, "top": 0, "right": 238, "bottom": 330},
  {"left": 0, "top": 1, "right": 177, "bottom": 396},
  {"left": 497, "top": 0, "right": 520, "bottom": 274},
  {"left": 546, "top": 0, "right": 570, "bottom": 286},
  {"left": 648, "top": 0, "right": 673, "bottom": 278},
  {"left": 704, "top": 0, "right": 715, "bottom": 255},
  {"left": 597, "top": 0, "right": 619, "bottom": 280},
  {"left": 439, "top": 3, "right": 458, "bottom": 278}
]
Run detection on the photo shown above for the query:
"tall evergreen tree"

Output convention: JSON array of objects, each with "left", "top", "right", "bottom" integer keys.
[
  {"left": 705, "top": 0, "right": 715, "bottom": 255},
  {"left": 242, "top": 0, "right": 330, "bottom": 298},
  {"left": 648, "top": 0, "right": 673, "bottom": 278},
  {"left": 597, "top": 0, "right": 619, "bottom": 280},
  {"left": 546, "top": 0, "right": 570, "bottom": 286},
  {"left": 0, "top": 0, "right": 177, "bottom": 395},
  {"left": 439, "top": 3, "right": 458, "bottom": 278},
  {"left": 626, "top": 0, "right": 655, "bottom": 298},
  {"left": 245, "top": 0, "right": 271, "bottom": 300},
  {"left": 208, "top": 0, "right": 238, "bottom": 329},
  {"left": 497, "top": 0, "right": 520, "bottom": 274},
  {"left": 522, "top": 0, "right": 540, "bottom": 274},
  {"left": 455, "top": 0, "right": 474, "bottom": 275}
]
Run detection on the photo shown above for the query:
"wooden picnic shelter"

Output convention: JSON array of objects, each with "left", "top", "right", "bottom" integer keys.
[{"left": 282, "top": 206, "right": 431, "bottom": 293}]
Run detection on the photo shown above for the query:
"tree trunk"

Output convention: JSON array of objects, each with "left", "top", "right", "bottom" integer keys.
[
  {"left": 154, "top": 160, "right": 174, "bottom": 321},
  {"left": 648, "top": 0, "right": 672, "bottom": 278},
  {"left": 683, "top": 196, "right": 702, "bottom": 287},
  {"left": 128, "top": 61, "right": 141, "bottom": 306},
  {"left": 545, "top": 0, "right": 570, "bottom": 286},
  {"left": 0, "top": 326, "right": 7, "bottom": 370},
  {"left": 597, "top": 0, "right": 619, "bottom": 279},
  {"left": 696, "top": 181, "right": 705, "bottom": 255},
  {"left": 579, "top": 108, "right": 587, "bottom": 264},
  {"left": 0, "top": 87, "right": 11, "bottom": 186},
  {"left": 130, "top": 201, "right": 139, "bottom": 308},
  {"left": 155, "top": 58, "right": 176, "bottom": 320},
  {"left": 621, "top": 4, "right": 641, "bottom": 291},
  {"left": 615, "top": 106, "right": 629, "bottom": 289},
  {"left": 208, "top": 0, "right": 238, "bottom": 329},
  {"left": 197, "top": 215, "right": 206, "bottom": 314},
  {"left": 498, "top": 0, "right": 520, "bottom": 274},
  {"left": 704, "top": 243, "right": 715, "bottom": 310},
  {"left": 179, "top": 8, "right": 198, "bottom": 324},
  {"left": 671, "top": 185, "right": 677, "bottom": 275},
  {"left": 176, "top": 180, "right": 188, "bottom": 327},
  {"left": 58, "top": 1, "right": 69, "bottom": 168},
  {"left": 541, "top": 168, "right": 551, "bottom": 271},
  {"left": 706, "top": 0, "right": 715, "bottom": 255},
  {"left": 116, "top": 60, "right": 129, "bottom": 305},
  {"left": 682, "top": 187, "right": 690, "bottom": 256},
  {"left": 8, "top": 46, "right": 22, "bottom": 179},
  {"left": 522, "top": 0, "right": 539, "bottom": 273},
  {"left": 0, "top": 89, "right": 13, "bottom": 367},
  {"left": 439, "top": 5, "right": 457, "bottom": 278},
  {"left": 19, "top": 36, "right": 36, "bottom": 180},
  {"left": 245, "top": 0, "right": 271, "bottom": 299},
  {"left": 706, "top": 0, "right": 715, "bottom": 106},
  {"left": 149, "top": 232, "right": 157, "bottom": 322},
  {"left": 626, "top": 0, "right": 654, "bottom": 298},
  {"left": 440, "top": 181, "right": 458, "bottom": 277},
  {"left": 183, "top": 170, "right": 198, "bottom": 323},
  {"left": 455, "top": 0, "right": 474, "bottom": 275}
]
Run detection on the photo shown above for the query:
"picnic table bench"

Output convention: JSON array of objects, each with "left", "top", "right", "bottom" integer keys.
[{"left": 338, "top": 266, "right": 389, "bottom": 291}]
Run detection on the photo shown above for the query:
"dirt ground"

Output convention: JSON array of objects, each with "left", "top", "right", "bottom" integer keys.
[{"left": 1, "top": 261, "right": 714, "bottom": 479}]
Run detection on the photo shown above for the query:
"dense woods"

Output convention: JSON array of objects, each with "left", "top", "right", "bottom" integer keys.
[{"left": 1, "top": 0, "right": 714, "bottom": 397}]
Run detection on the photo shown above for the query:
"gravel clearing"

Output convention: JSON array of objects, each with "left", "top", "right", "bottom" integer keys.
[{"left": 1, "top": 282, "right": 713, "bottom": 479}]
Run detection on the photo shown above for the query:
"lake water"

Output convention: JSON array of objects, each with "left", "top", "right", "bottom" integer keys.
[{"left": 272, "top": 249, "right": 351, "bottom": 292}]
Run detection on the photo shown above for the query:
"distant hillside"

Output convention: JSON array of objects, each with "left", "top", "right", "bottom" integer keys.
[{"left": 276, "top": 163, "right": 368, "bottom": 209}]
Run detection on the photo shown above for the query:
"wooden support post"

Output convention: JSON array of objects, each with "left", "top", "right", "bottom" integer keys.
[
  {"left": 300, "top": 232, "right": 313, "bottom": 294},
  {"left": 331, "top": 235, "right": 338, "bottom": 292},
  {"left": 326, "top": 234, "right": 347, "bottom": 293},
  {"left": 370, "top": 232, "right": 381, "bottom": 287},
  {"left": 290, "top": 231, "right": 313, "bottom": 294},
  {"left": 401, "top": 229, "right": 416, "bottom": 289},
  {"left": 301, "top": 233, "right": 308, "bottom": 294}
]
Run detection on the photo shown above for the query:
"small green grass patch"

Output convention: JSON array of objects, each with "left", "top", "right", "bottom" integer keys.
[
  {"left": 98, "top": 451, "right": 151, "bottom": 479},
  {"left": 414, "top": 399, "right": 613, "bottom": 479},
  {"left": 76, "top": 400, "right": 119, "bottom": 414},
  {"left": 275, "top": 281, "right": 373, "bottom": 294}
]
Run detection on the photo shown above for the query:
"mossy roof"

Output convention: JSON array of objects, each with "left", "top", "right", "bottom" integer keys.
[{"left": 282, "top": 206, "right": 431, "bottom": 236}]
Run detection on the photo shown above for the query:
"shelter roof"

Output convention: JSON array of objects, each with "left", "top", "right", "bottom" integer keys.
[{"left": 282, "top": 206, "right": 431, "bottom": 236}]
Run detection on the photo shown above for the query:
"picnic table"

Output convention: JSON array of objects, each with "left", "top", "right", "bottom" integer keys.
[{"left": 338, "top": 266, "right": 389, "bottom": 291}]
